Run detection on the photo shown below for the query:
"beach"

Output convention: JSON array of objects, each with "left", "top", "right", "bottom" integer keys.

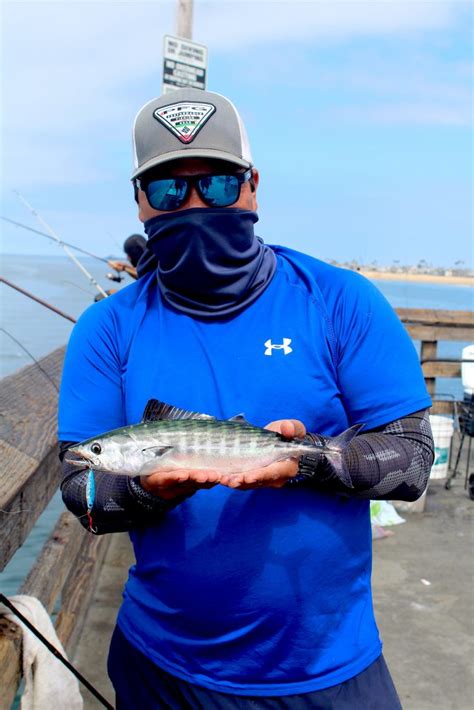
[{"left": 359, "top": 270, "right": 473, "bottom": 287}]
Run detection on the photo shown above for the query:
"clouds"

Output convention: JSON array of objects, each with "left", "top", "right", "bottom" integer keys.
[
  {"left": 196, "top": 0, "right": 467, "bottom": 46},
  {"left": 2, "top": 1, "right": 470, "bottom": 186},
  {"left": 2, "top": 2, "right": 162, "bottom": 186},
  {"left": 1, "top": 0, "right": 471, "bottom": 266}
]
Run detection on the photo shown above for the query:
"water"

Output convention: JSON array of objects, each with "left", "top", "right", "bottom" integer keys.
[
  {"left": 0, "top": 255, "right": 472, "bottom": 596},
  {"left": 1, "top": 254, "right": 125, "bottom": 378}
]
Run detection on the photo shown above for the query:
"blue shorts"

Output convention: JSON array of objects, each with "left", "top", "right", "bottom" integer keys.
[{"left": 108, "top": 625, "right": 402, "bottom": 709}]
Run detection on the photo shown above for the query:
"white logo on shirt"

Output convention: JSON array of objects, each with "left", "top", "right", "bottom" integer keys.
[{"left": 264, "top": 338, "right": 293, "bottom": 356}]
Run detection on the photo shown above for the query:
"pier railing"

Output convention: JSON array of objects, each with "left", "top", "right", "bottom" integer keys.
[
  {"left": 396, "top": 308, "right": 473, "bottom": 412},
  {"left": 0, "top": 347, "right": 111, "bottom": 709},
  {"left": 0, "top": 307, "right": 472, "bottom": 706}
]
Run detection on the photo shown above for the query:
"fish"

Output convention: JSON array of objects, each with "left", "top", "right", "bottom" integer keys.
[{"left": 66, "top": 399, "right": 363, "bottom": 486}]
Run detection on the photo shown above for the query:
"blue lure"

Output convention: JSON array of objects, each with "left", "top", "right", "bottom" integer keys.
[{"left": 86, "top": 470, "right": 96, "bottom": 532}]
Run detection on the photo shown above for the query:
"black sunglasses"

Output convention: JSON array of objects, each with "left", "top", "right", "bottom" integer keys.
[{"left": 134, "top": 169, "right": 253, "bottom": 211}]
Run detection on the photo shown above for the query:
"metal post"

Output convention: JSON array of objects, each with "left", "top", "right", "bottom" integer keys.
[{"left": 176, "top": 0, "right": 193, "bottom": 39}]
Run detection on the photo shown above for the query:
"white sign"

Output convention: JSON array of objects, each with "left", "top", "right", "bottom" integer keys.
[{"left": 162, "top": 35, "right": 208, "bottom": 94}]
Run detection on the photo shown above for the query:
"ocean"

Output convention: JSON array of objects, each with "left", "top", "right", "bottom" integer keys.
[{"left": 0, "top": 254, "right": 473, "bottom": 596}]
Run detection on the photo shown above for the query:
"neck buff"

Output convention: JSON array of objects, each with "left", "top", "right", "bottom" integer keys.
[{"left": 137, "top": 208, "right": 276, "bottom": 319}]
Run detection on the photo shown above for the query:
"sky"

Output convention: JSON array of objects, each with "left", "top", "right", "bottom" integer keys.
[{"left": 0, "top": 0, "right": 472, "bottom": 268}]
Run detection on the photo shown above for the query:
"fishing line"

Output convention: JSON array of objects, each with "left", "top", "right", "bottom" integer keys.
[
  {"left": 0, "top": 593, "right": 115, "bottom": 709},
  {"left": 61, "top": 280, "right": 96, "bottom": 296},
  {"left": 107, "top": 230, "right": 123, "bottom": 251},
  {"left": 1, "top": 216, "right": 110, "bottom": 264},
  {"left": 0, "top": 507, "right": 32, "bottom": 515},
  {"left": 0, "top": 328, "right": 59, "bottom": 392},
  {"left": 13, "top": 190, "right": 108, "bottom": 298}
]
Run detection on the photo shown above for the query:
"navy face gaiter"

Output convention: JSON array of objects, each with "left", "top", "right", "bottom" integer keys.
[{"left": 138, "top": 208, "right": 276, "bottom": 318}]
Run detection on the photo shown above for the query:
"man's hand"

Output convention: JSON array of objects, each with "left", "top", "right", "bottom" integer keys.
[
  {"left": 108, "top": 260, "right": 126, "bottom": 272},
  {"left": 140, "top": 468, "right": 220, "bottom": 501},
  {"left": 140, "top": 419, "right": 306, "bottom": 499},
  {"left": 219, "top": 419, "right": 306, "bottom": 490}
]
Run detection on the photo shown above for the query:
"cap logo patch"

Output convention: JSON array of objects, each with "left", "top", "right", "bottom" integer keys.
[{"left": 153, "top": 102, "right": 216, "bottom": 144}]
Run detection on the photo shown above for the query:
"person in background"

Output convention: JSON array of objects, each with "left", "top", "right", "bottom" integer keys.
[
  {"left": 96, "top": 235, "right": 147, "bottom": 301},
  {"left": 108, "top": 233, "right": 147, "bottom": 280},
  {"left": 58, "top": 88, "right": 434, "bottom": 709}
]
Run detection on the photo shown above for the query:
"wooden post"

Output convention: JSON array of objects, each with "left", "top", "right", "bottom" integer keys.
[
  {"left": 421, "top": 340, "right": 438, "bottom": 397},
  {"left": 176, "top": 0, "right": 193, "bottom": 39}
]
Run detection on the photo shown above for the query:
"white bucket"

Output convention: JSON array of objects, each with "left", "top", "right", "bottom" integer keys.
[
  {"left": 429, "top": 414, "right": 454, "bottom": 479},
  {"left": 462, "top": 344, "right": 474, "bottom": 395}
]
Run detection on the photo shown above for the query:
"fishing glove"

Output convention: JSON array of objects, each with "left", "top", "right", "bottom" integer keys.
[{"left": 295, "top": 409, "right": 434, "bottom": 501}]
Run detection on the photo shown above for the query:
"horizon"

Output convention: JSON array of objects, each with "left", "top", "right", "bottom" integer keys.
[{"left": 2, "top": 251, "right": 472, "bottom": 273}]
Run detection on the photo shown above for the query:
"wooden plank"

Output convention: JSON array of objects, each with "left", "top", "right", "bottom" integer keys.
[
  {"left": 0, "top": 617, "right": 22, "bottom": 710},
  {"left": 19, "top": 512, "right": 85, "bottom": 615},
  {"left": 0, "top": 524, "right": 109, "bottom": 707},
  {"left": 0, "top": 525, "right": 109, "bottom": 709},
  {"left": 421, "top": 341, "right": 437, "bottom": 398},
  {"left": 56, "top": 533, "right": 111, "bottom": 654},
  {"left": 0, "top": 440, "right": 38, "bottom": 505},
  {"left": 0, "top": 446, "right": 62, "bottom": 572},
  {"left": 0, "top": 347, "right": 65, "bottom": 518},
  {"left": 0, "top": 345, "right": 111, "bottom": 702},
  {"left": 404, "top": 325, "right": 474, "bottom": 342},
  {"left": 397, "top": 308, "right": 473, "bottom": 326},
  {"left": 422, "top": 361, "right": 462, "bottom": 378},
  {"left": 0, "top": 347, "right": 64, "bottom": 462}
]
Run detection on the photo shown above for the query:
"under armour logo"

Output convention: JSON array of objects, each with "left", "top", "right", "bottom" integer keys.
[{"left": 264, "top": 338, "right": 293, "bottom": 356}]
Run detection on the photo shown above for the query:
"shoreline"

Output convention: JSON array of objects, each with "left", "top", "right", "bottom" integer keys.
[{"left": 358, "top": 270, "right": 473, "bottom": 287}]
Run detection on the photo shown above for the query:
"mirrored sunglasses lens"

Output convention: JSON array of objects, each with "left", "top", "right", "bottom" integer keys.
[
  {"left": 199, "top": 175, "right": 239, "bottom": 206},
  {"left": 146, "top": 178, "right": 187, "bottom": 210}
]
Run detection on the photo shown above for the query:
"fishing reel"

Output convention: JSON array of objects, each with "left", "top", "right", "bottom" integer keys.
[{"left": 106, "top": 272, "right": 124, "bottom": 283}]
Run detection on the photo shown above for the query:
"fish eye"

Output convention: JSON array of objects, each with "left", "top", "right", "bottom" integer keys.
[{"left": 91, "top": 442, "right": 102, "bottom": 455}]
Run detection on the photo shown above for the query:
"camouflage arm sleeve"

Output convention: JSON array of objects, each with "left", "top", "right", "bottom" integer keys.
[
  {"left": 298, "top": 409, "right": 434, "bottom": 501},
  {"left": 59, "top": 444, "right": 185, "bottom": 535}
]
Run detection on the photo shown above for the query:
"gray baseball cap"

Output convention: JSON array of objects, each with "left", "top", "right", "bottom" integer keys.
[{"left": 131, "top": 88, "right": 253, "bottom": 179}]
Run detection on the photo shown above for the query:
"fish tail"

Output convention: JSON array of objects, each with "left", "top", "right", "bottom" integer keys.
[{"left": 322, "top": 424, "right": 364, "bottom": 488}]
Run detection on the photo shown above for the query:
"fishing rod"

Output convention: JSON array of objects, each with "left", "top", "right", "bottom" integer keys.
[
  {"left": 1, "top": 277, "right": 77, "bottom": 323},
  {"left": 0, "top": 328, "right": 59, "bottom": 392},
  {"left": 1, "top": 216, "right": 110, "bottom": 264},
  {"left": 13, "top": 190, "right": 108, "bottom": 298},
  {"left": 0, "top": 593, "right": 114, "bottom": 709}
]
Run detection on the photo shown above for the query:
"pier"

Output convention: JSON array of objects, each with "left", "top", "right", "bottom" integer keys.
[{"left": 0, "top": 308, "right": 473, "bottom": 709}]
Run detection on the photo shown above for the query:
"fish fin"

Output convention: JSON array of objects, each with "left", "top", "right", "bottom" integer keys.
[
  {"left": 327, "top": 423, "right": 364, "bottom": 449},
  {"left": 228, "top": 413, "right": 249, "bottom": 423},
  {"left": 323, "top": 424, "right": 365, "bottom": 489},
  {"left": 323, "top": 451, "right": 353, "bottom": 488},
  {"left": 141, "top": 398, "right": 215, "bottom": 422},
  {"left": 141, "top": 445, "right": 174, "bottom": 458}
]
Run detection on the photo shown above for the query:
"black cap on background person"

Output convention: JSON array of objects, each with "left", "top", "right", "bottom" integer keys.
[{"left": 123, "top": 234, "right": 146, "bottom": 267}]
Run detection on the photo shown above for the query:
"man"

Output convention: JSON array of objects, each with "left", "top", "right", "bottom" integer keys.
[
  {"left": 59, "top": 88, "right": 434, "bottom": 709},
  {"left": 108, "top": 233, "right": 147, "bottom": 280}
]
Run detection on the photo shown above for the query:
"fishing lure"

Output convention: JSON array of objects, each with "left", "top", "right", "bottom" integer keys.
[{"left": 85, "top": 470, "right": 97, "bottom": 533}]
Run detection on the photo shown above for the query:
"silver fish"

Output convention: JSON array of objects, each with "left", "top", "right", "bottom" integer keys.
[{"left": 66, "top": 399, "right": 362, "bottom": 486}]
